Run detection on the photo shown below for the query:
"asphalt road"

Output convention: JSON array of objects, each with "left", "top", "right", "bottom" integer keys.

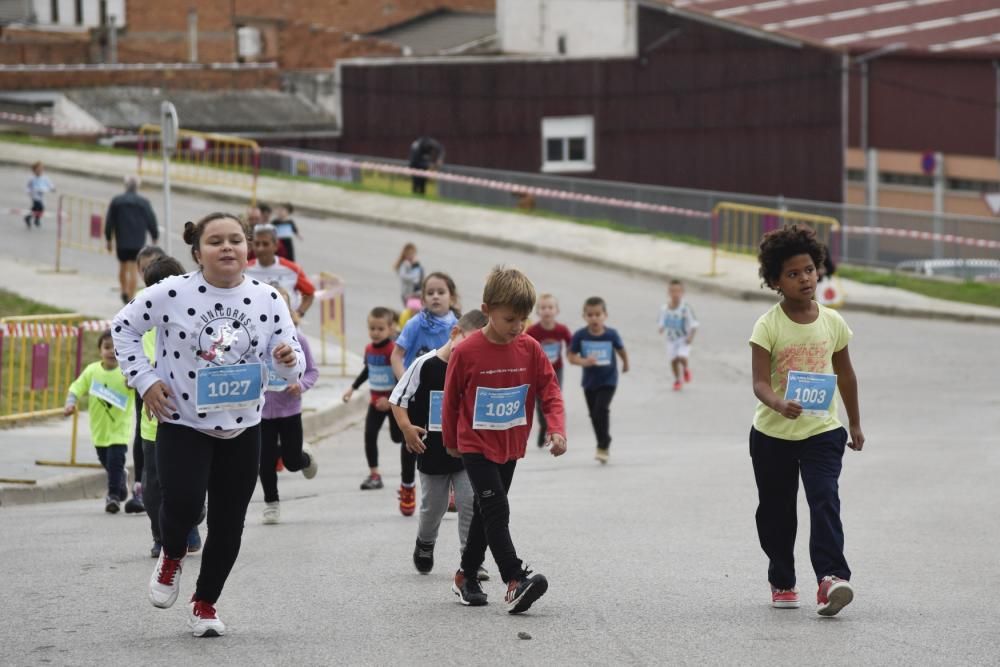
[{"left": 1, "top": 167, "right": 998, "bottom": 666}]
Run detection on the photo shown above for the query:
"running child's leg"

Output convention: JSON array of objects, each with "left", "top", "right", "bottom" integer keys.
[
  {"left": 156, "top": 424, "right": 213, "bottom": 560},
  {"left": 799, "top": 428, "right": 851, "bottom": 583},
  {"left": 452, "top": 470, "right": 475, "bottom": 552},
  {"left": 142, "top": 439, "right": 161, "bottom": 542},
  {"left": 195, "top": 426, "right": 261, "bottom": 604},
  {"left": 417, "top": 472, "right": 450, "bottom": 545},
  {"left": 364, "top": 405, "right": 385, "bottom": 472},
  {"left": 400, "top": 446, "right": 417, "bottom": 486},
  {"left": 108, "top": 444, "right": 128, "bottom": 500},
  {"left": 460, "top": 454, "right": 520, "bottom": 583},
  {"left": 258, "top": 419, "right": 281, "bottom": 503},
  {"left": 749, "top": 428, "right": 801, "bottom": 590},
  {"left": 96, "top": 447, "right": 112, "bottom": 495},
  {"left": 591, "top": 386, "right": 616, "bottom": 451},
  {"left": 274, "top": 415, "right": 308, "bottom": 472}
]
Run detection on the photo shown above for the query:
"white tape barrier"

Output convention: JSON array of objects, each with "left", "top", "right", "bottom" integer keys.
[
  {"left": 0, "top": 110, "right": 129, "bottom": 136},
  {"left": 5, "top": 208, "right": 56, "bottom": 219},
  {"left": 0, "top": 320, "right": 112, "bottom": 337},
  {"left": 842, "top": 226, "right": 1000, "bottom": 250}
]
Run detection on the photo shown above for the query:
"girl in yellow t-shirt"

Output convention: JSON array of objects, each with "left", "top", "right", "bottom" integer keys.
[{"left": 749, "top": 224, "right": 865, "bottom": 618}]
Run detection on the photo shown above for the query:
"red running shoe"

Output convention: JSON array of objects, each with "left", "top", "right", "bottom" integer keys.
[
  {"left": 447, "top": 486, "right": 457, "bottom": 513},
  {"left": 398, "top": 485, "right": 416, "bottom": 516},
  {"left": 672, "top": 380, "right": 682, "bottom": 391},
  {"left": 770, "top": 586, "right": 800, "bottom": 609},
  {"left": 683, "top": 368, "right": 692, "bottom": 383},
  {"left": 817, "top": 576, "right": 854, "bottom": 616},
  {"left": 275, "top": 457, "right": 285, "bottom": 472}
]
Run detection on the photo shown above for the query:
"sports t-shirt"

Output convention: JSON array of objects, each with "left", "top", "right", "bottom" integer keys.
[
  {"left": 749, "top": 302, "right": 852, "bottom": 441},
  {"left": 139, "top": 328, "right": 158, "bottom": 442},
  {"left": 570, "top": 327, "right": 625, "bottom": 390},
  {"left": 395, "top": 310, "right": 458, "bottom": 369},
  {"left": 659, "top": 301, "right": 699, "bottom": 342},
  {"left": 390, "top": 349, "right": 463, "bottom": 475},
  {"left": 68, "top": 361, "right": 134, "bottom": 447},
  {"left": 351, "top": 338, "right": 397, "bottom": 404},
  {"left": 442, "top": 331, "right": 565, "bottom": 464},
  {"left": 526, "top": 322, "right": 572, "bottom": 371},
  {"left": 245, "top": 257, "right": 315, "bottom": 313}
]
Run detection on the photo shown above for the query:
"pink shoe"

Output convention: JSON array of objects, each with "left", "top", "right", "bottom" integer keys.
[
  {"left": 817, "top": 576, "right": 853, "bottom": 616},
  {"left": 683, "top": 368, "right": 692, "bottom": 383},
  {"left": 770, "top": 585, "right": 800, "bottom": 609},
  {"left": 672, "top": 380, "right": 682, "bottom": 391}
]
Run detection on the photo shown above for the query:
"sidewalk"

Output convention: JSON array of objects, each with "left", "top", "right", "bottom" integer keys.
[
  {"left": 4, "top": 140, "right": 1000, "bottom": 323},
  {"left": 3, "top": 140, "right": 1000, "bottom": 324},
  {"left": 0, "top": 258, "right": 366, "bottom": 506}
]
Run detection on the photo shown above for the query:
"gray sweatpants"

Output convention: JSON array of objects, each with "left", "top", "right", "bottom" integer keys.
[{"left": 417, "top": 470, "right": 474, "bottom": 554}]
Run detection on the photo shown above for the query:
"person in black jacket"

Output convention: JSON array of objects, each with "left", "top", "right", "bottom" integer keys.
[
  {"left": 105, "top": 176, "right": 159, "bottom": 303},
  {"left": 408, "top": 136, "right": 444, "bottom": 195}
]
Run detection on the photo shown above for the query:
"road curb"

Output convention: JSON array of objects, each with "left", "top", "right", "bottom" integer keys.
[
  {"left": 6, "top": 154, "right": 998, "bottom": 326},
  {"left": 0, "top": 395, "right": 368, "bottom": 508}
]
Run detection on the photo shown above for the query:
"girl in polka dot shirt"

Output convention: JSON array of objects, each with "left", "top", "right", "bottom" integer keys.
[{"left": 111, "top": 212, "right": 304, "bottom": 638}]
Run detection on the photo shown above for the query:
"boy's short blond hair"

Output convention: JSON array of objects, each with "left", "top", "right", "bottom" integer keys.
[
  {"left": 456, "top": 309, "right": 488, "bottom": 331},
  {"left": 483, "top": 266, "right": 536, "bottom": 318},
  {"left": 537, "top": 293, "right": 558, "bottom": 305}
]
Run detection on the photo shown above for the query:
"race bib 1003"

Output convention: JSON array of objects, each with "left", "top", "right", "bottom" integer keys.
[
  {"left": 428, "top": 390, "right": 443, "bottom": 432},
  {"left": 196, "top": 363, "right": 263, "bottom": 412},
  {"left": 542, "top": 341, "right": 561, "bottom": 363},
  {"left": 472, "top": 385, "right": 529, "bottom": 431},
  {"left": 368, "top": 364, "right": 396, "bottom": 392},
  {"left": 784, "top": 371, "right": 837, "bottom": 417},
  {"left": 89, "top": 381, "right": 128, "bottom": 411},
  {"left": 581, "top": 340, "right": 613, "bottom": 366}
]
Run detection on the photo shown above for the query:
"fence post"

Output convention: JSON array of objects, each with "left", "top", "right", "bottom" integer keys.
[
  {"left": 710, "top": 209, "right": 719, "bottom": 276},
  {"left": 55, "top": 195, "right": 63, "bottom": 273}
]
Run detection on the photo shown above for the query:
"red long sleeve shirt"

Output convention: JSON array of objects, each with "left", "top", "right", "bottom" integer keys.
[{"left": 442, "top": 330, "right": 565, "bottom": 464}]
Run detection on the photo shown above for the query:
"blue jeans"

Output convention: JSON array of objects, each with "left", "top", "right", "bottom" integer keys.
[
  {"left": 96, "top": 444, "right": 128, "bottom": 501},
  {"left": 749, "top": 426, "right": 850, "bottom": 589}
]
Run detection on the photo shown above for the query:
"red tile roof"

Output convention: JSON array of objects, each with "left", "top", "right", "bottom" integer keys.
[{"left": 665, "top": 0, "right": 1000, "bottom": 56}]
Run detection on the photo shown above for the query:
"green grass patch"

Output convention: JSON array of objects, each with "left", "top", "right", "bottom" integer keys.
[
  {"left": 838, "top": 266, "right": 1000, "bottom": 309},
  {"left": 0, "top": 289, "right": 67, "bottom": 318},
  {"left": 0, "top": 132, "right": 132, "bottom": 156}
]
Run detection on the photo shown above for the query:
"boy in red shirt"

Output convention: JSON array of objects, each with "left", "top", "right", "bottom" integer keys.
[
  {"left": 525, "top": 293, "right": 572, "bottom": 448},
  {"left": 442, "top": 266, "right": 567, "bottom": 613}
]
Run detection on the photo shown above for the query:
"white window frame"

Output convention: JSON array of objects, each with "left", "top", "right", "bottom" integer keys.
[{"left": 541, "top": 115, "right": 595, "bottom": 174}]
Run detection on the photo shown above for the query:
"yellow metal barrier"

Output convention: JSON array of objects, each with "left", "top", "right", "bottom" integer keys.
[
  {"left": 137, "top": 124, "right": 260, "bottom": 204},
  {"left": 0, "top": 314, "right": 103, "bottom": 469},
  {"left": 711, "top": 203, "right": 840, "bottom": 276},
  {"left": 54, "top": 193, "right": 112, "bottom": 272},
  {"left": 318, "top": 272, "right": 348, "bottom": 376}
]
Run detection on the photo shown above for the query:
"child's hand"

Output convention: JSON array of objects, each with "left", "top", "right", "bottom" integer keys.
[
  {"left": 63, "top": 404, "right": 76, "bottom": 417},
  {"left": 621, "top": 360, "right": 630, "bottom": 373},
  {"left": 142, "top": 381, "right": 177, "bottom": 421},
  {"left": 777, "top": 400, "right": 803, "bottom": 420},
  {"left": 403, "top": 425, "right": 427, "bottom": 454},
  {"left": 272, "top": 343, "right": 296, "bottom": 367},
  {"left": 583, "top": 356, "right": 599, "bottom": 367},
  {"left": 546, "top": 433, "right": 567, "bottom": 457},
  {"left": 658, "top": 326, "right": 665, "bottom": 335},
  {"left": 686, "top": 335, "right": 694, "bottom": 344},
  {"left": 446, "top": 446, "right": 461, "bottom": 459},
  {"left": 284, "top": 383, "right": 302, "bottom": 397},
  {"left": 374, "top": 396, "right": 390, "bottom": 412},
  {"left": 342, "top": 388, "right": 354, "bottom": 403},
  {"left": 848, "top": 424, "right": 865, "bottom": 451}
]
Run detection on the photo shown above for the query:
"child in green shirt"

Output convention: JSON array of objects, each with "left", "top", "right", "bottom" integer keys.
[{"left": 65, "top": 330, "right": 135, "bottom": 513}]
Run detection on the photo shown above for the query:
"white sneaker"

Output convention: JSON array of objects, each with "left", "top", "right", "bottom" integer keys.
[
  {"left": 149, "top": 552, "right": 184, "bottom": 608},
  {"left": 263, "top": 501, "right": 280, "bottom": 525},
  {"left": 189, "top": 599, "right": 225, "bottom": 637},
  {"left": 301, "top": 443, "right": 318, "bottom": 479}
]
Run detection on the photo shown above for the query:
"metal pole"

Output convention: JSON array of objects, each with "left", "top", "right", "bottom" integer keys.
[
  {"left": 994, "top": 60, "right": 1000, "bottom": 160},
  {"left": 860, "top": 61, "right": 869, "bottom": 155},
  {"left": 865, "top": 148, "right": 879, "bottom": 264},
  {"left": 163, "top": 142, "right": 172, "bottom": 255},
  {"left": 188, "top": 10, "right": 198, "bottom": 63},
  {"left": 107, "top": 15, "right": 117, "bottom": 65},
  {"left": 932, "top": 151, "right": 944, "bottom": 259}
]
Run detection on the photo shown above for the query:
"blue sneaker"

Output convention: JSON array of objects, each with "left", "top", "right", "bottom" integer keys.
[
  {"left": 150, "top": 541, "right": 162, "bottom": 559},
  {"left": 187, "top": 527, "right": 202, "bottom": 554}
]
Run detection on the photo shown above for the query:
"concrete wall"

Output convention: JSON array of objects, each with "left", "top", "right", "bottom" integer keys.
[{"left": 497, "top": 0, "right": 637, "bottom": 57}]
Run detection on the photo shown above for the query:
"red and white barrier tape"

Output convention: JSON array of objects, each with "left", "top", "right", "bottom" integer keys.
[
  {"left": 1, "top": 320, "right": 112, "bottom": 337},
  {"left": 842, "top": 226, "right": 1000, "bottom": 250},
  {"left": 0, "top": 110, "right": 131, "bottom": 136},
  {"left": 4, "top": 208, "right": 57, "bottom": 218}
]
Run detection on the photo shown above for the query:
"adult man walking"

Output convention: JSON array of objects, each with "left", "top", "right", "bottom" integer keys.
[
  {"left": 408, "top": 136, "right": 444, "bottom": 195},
  {"left": 105, "top": 176, "right": 159, "bottom": 303}
]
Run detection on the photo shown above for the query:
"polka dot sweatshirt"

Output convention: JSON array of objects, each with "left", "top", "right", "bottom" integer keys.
[{"left": 111, "top": 271, "right": 305, "bottom": 434}]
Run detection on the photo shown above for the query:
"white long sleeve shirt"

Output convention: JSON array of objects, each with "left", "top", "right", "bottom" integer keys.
[{"left": 110, "top": 271, "right": 305, "bottom": 434}]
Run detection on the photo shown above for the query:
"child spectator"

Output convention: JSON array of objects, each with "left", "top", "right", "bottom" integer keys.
[
  {"left": 658, "top": 279, "right": 699, "bottom": 391},
  {"left": 343, "top": 307, "right": 404, "bottom": 494},
  {"left": 394, "top": 243, "right": 424, "bottom": 306},
  {"left": 443, "top": 266, "right": 566, "bottom": 613},
  {"left": 259, "top": 288, "right": 320, "bottom": 525},
  {"left": 64, "top": 331, "right": 134, "bottom": 513},
  {"left": 749, "top": 224, "right": 865, "bottom": 616},
  {"left": 569, "top": 297, "right": 629, "bottom": 464},
  {"left": 272, "top": 203, "right": 302, "bottom": 262},
  {"left": 25, "top": 161, "right": 55, "bottom": 228},
  {"left": 525, "top": 294, "right": 572, "bottom": 447},
  {"left": 390, "top": 309, "right": 489, "bottom": 579}
]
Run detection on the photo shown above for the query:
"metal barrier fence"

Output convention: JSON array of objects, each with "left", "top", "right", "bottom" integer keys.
[
  {"left": 711, "top": 203, "right": 840, "bottom": 275},
  {"left": 260, "top": 147, "right": 1000, "bottom": 272},
  {"left": 138, "top": 124, "right": 260, "bottom": 204},
  {"left": 55, "top": 193, "right": 112, "bottom": 272},
  {"left": 317, "top": 272, "right": 348, "bottom": 375}
]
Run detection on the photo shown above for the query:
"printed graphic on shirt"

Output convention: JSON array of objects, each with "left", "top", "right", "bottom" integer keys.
[
  {"left": 784, "top": 371, "right": 838, "bottom": 416},
  {"left": 581, "top": 340, "right": 613, "bottom": 366},
  {"left": 89, "top": 381, "right": 129, "bottom": 411},
  {"left": 472, "top": 384, "right": 529, "bottom": 430},
  {"left": 428, "top": 390, "right": 444, "bottom": 432},
  {"left": 774, "top": 341, "right": 830, "bottom": 393}
]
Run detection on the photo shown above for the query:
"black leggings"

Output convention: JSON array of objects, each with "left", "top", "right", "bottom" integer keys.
[
  {"left": 142, "top": 439, "right": 161, "bottom": 541},
  {"left": 460, "top": 454, "right": 522, "bottom": 583},
  {"left": 584, "top": 385, "right": 617, "bottom": 451},
  {"left": 364, "top": 404, "right": 403, "bottom": 472},
  {"left": 132, "top": 397, "right": 144, "bottom": 484},
  {"left": 156, "top": 422, "right": 260, "bottom": 604},
  {"left": 259, "top": 414, "right": 308, "bottom": 503}
]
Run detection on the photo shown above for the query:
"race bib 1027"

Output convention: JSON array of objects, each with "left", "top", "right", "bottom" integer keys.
[{"left": 196, "top": 363, "right": 263, "bottom": 412}]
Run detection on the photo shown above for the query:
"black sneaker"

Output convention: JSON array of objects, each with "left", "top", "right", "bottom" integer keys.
[
  {"left": 105, "top": 496, "right": 121, "bottom": 513},
  {"left": 505, "top": 568, "right": 548, "bottom": 614},
  {"left": 360, "top": 474, "right": 384, "bottom": 490},
  {"left": 24, "top": 215, "right": 31, "bottom": 229},
  {"left": 124, "top": 496, "right": 145, "bottom": 514},
  {"left": 452, "top": 570, "right": 488, "bottom": 606},
  {"left": 413, "top": 539, "right": 434, "bottom": 574}
]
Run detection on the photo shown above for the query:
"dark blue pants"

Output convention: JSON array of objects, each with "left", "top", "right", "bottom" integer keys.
[
  {"left": 96, "top": 445, "right": 128, "bottom": 501},
  {"left": 535, "top": 365, "right": 563, "bottom": 446},
  {"left": 749, "top": 427, "right": 851, "bottom": 589}
]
